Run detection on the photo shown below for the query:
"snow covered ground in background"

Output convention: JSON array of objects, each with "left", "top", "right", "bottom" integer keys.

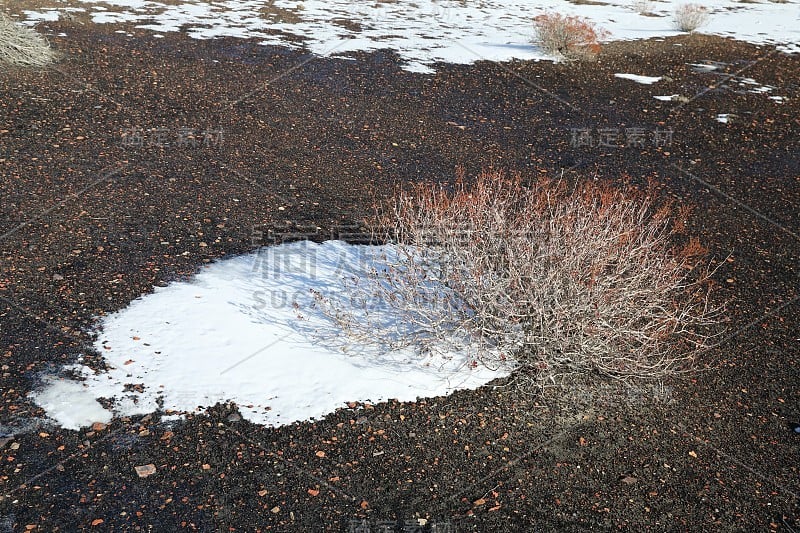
[
  {"left": 19, "top": 0, "right": 800, "bottom": 72},
  {"left": 32, "top": 241, "right": 507, "bottom": 430}
]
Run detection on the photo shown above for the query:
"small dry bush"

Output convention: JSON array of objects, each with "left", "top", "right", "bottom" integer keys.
[
  {"left": 532, "top": 12, "right": 608, "bottom": 61},
  {"left": 314, "top": 170, "right": 722, "bottom": 390},
  {"left": 673, "top": 3, "right": 710, "bottom": 32},
  {"left": 0, "top": 12, "right": 55, "bottom": 68},
  {"left": 631, "top": 0, "right": 655, "bottom": 15}
]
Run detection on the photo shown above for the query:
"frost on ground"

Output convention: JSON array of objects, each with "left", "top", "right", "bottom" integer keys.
[
  {"left": 31, "top": 241, "right": 507, "bottom": 430},
  {"left": 20, "top": 0, "right": 800, "bottom": 72}
]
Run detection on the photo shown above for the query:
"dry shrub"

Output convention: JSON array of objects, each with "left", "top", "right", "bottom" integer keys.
[
  {"left": 0, "top": 12, "right": 55, "bottom": 68},
  {"left": 532, "top": 12, "right": 608, "bottom": 61},
  {"left": 673, "top": 4, "right": 710, "bottom": 32},
  {"left": 631, "top": 0, "right": 655, "bottom": 15},
  {"left": 314, "top": 170, "right": 722, "bottom": 390}
]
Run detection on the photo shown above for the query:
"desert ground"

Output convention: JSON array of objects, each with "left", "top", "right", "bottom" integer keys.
[{"left": 1, "top": 2, "right": 799, "bottom": 531}]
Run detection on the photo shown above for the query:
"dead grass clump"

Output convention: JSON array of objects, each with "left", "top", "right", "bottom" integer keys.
[
  {"left": 0, "top": 12, "right": 55, "bottom": 68},
  {"left": 673, "top": 3, "right": 711, "bottom": 32},
  {"left": 532, "top": 12, "right": 608, "bottom": 61}
]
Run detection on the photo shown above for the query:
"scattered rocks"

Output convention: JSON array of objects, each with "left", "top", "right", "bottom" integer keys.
[
  {"left": 0, "top": 19, "right": 796, "bottom": 533},
  {"left": 134, "top": 464, "right": 157, "bottom": 478}
]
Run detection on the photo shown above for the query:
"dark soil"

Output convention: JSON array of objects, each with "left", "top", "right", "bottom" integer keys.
[{"left": 1, "top": 19, "right": 798, "bottom": 532}]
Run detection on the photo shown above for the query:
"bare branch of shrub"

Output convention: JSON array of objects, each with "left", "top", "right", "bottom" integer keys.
[
  {"left": 673, "top": 4, "right": 710, "bottom": 32},
  {"left": 0, "top": 12, "right": 56, "bottom": 68},
  {"left": 532, "top": 12, "right": 608, "bottom": 62},
  {"left": 631, "top": 0, "right": 655, "bottom": 15},
  {"left": 311, "top": 170, "right": 724, "bottom": 390}
]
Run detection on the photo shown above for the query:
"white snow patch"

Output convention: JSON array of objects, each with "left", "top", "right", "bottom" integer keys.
[
  {"left": 748, "top": 84, "right": 774, "bottom": 94},
  {"left": 31, "top": 241, "right": 508, "bottom": 429},
  {"left": 615, "top": 73, "right": 662, "bottom": 84},
  {"left": 20, "top": 10, "right": 61, "bottom": 24},
  {"left": 689, "top": 62, "right": 722, "bottom": 72},
  {"left": 30, "top": 377, "right": 113, "bottom": 431},
  {"left": 716, "top": 114, "right": 731, "bottom": 123},
  {"left": 654, "top": 94, "right": 680, "bottom": 101}
]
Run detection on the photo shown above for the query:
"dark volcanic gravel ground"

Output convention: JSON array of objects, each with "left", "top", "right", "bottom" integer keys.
[{"left": 0, "top": 19, "right": 799, "bottom": 532}]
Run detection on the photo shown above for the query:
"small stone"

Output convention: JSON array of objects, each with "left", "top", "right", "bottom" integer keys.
[
  {"left": 226, "top": 413, "right": 242, "bottom": 422},
  {"left": 52, "top": 274, "right": 64, "bottom": 281},
  {"left": 270, "top": 506, "right": 280, "bottom": 514},
  {"left": 91, "top": 422, "right": 107, "bottom": 432},
  {"left": 135, "top": 464, "right": 157, "bottom": 478}
]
